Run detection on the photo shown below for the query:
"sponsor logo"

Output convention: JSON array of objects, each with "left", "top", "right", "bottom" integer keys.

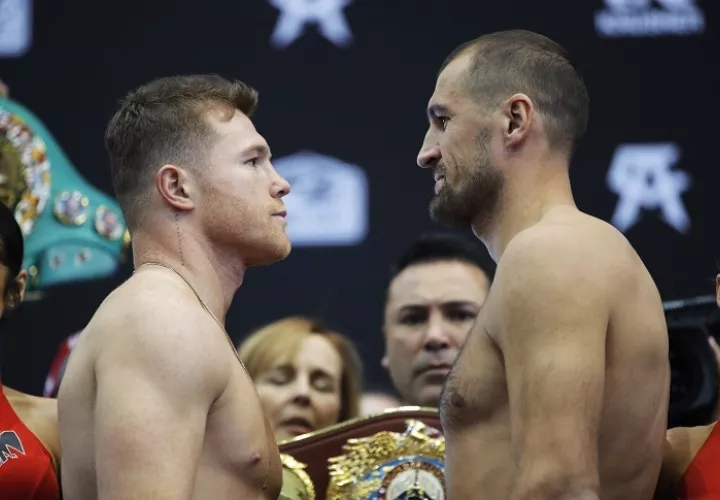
[
  {"left": 274, "top": 151, "right": 368, "bottom": 247},
  {"left": 269, "top": 0, "right": 353, "bottom": 48},
  {"left": 0, "top": 431, "right": 24, "bottom": 466},
  {"left": 606, "top": 142, "right": 691, "bottom": 233},
  {"left": 595, "top": 0, "right": 705, "bottom": 38},
  {"left": 0, "top": 0, "right": 32, "bottom": 57}
]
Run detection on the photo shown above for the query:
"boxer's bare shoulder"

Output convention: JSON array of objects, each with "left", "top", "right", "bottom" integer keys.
[{"left": 60, "top": 271, "right": 281, "bottom": 500}]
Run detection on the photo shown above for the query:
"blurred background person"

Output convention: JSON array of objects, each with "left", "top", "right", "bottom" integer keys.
[
  {"left": 655, "top": 276, "right": 720, "bottom": 499},
  {"left": 359, "top": 388, "right": 402, "bottom": 416},
  {"left": 0, "top": 201, "right": 61, "bottom": 499},
  {"left": 238, "top": 316, "right": 363, "bottom": 442},
  {"left": 381, "top": 232, "right": 492, "bottom": 407}
]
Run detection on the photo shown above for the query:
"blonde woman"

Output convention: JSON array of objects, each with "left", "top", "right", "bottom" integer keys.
[{"left": 239, "top": 316, "right": 363, "bottom": 442}]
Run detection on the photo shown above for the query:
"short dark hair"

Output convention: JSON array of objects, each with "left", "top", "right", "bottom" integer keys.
[
  {"left": 0, "top": 201, "right": 24, "bottom": 310},
  {"left": 105, "top": 74, "right": 259, "bottom": 230},
  {"left": 440, "top": 30, "right": 589, "bottom": 156},
  {"left": 391, "top": 232, "right": 492, "bottom": 282}
]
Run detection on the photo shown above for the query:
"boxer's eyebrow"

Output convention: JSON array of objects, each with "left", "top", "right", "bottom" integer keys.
[
  {"left": 427, "top": 103, "right": 450, "bottom": 119},
  {"left": 240, "top": 143, "right": 271, "bottom": 159}
]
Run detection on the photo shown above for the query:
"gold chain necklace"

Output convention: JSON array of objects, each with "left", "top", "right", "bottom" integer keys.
[
  {"left": 136, "top": 262, "right": 249, "bottom": 372},
  {"left": 135, "top": 261, "right": 268, "bottom": 490}
]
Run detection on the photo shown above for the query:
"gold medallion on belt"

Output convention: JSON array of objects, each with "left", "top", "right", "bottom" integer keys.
[{"left": 326, "top": 419, "right": 446, "bottom": 500}]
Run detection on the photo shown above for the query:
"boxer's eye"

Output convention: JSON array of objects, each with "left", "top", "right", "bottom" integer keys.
[
  {"left": 433, "top": 116, "right": 448, "bottom": 130},
  {"left": 246, "top": 157, "right": 260, "bottom": 167}
]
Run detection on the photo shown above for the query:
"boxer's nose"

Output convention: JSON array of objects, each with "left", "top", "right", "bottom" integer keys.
[
  {"left": 418, "top": 128, "right": 441, "bottom": 169},
  {"left": 417, "top": 146, "right": 441, "bottom": 169}
]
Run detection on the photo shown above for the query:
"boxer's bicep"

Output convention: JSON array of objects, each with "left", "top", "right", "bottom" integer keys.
[
  {"left": 93, "top": 313, "right": 219, "bottom": 500},
  {"left": 498, "top": 239, "right": 608, "bottom": 498}
]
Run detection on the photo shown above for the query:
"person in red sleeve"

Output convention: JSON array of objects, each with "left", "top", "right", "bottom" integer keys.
[
  {"left": 655, "top": 279, "right": 720, "bottom": 500},
  {"left": 0, "top": 198, "right": 61, "bottom": 499}
]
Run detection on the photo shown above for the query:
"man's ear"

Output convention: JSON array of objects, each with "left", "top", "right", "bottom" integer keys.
[
  {"left": 155, "top": 165, "right": 196, "bottom": 212},
  {"left": 501, "top": 93, "right": 533, "bottom": 149}
]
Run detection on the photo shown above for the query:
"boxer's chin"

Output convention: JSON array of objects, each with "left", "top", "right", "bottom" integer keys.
[
  {"left": 429, "top": 190, "right": 476, "bottom": 229},
  {"left": 246, "top": 234, "right": 292, "bottom": 267},
  {"left": 265, "top": 235, "right": 292, "bottom": 264}
]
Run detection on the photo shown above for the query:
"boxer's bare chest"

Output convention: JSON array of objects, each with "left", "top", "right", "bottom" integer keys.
[
  {"left": 440, "top": 310, "right": 508, "bottom": 432},
  {"left": 439, "top": 312, "right": 515, "bottom": 497},
  {"left": 199, "top": 363, "right": 282, "bottom": 499}
]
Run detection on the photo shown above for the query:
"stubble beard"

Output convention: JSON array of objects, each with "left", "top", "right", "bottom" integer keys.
[{"left": 429, "top": 130, "right": 505, "bottom": 238}]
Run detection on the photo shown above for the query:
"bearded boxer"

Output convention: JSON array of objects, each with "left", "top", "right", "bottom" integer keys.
[
  {"left": 58, "top": 75, "right": 291, "bottom": 500},
  {"left": 417, "top": 30, "right": 669, "bottom": 499}
]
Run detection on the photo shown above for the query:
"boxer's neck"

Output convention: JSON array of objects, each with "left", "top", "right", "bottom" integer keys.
[
  {"left": 478, "top": 157, "right": 575, "bottom": 262},
  {"left": 132, "top": 229, "right": 246, "bottom": 323}
]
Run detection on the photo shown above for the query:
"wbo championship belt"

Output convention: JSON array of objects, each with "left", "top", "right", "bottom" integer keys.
[
  {"left": 279, "top": 407, "right": 445, "bottom": 500},
  {"left": 327, "top": 419, "right": 445, "bottom": 500}
]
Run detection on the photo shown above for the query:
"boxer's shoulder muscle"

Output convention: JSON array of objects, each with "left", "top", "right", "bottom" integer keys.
[
  {"left": 92, "top": 281, "right": 227, "bottom": 395},
  {"left": 493, "top": 214, "right": 636, "bottom": 307},
  {"left": 495, "top": 222, "right": 616, "bottom": 304}
]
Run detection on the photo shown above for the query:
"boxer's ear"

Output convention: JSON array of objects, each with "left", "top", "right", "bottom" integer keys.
[
  {"left": 501, "top": 93, "right": 533, "bottom": 149},
  {"left": 156, "top": 165, "right": 196, "bottom": 212},
  {"left": 715, "top": 274, "right": 720, "bottom": 307}
]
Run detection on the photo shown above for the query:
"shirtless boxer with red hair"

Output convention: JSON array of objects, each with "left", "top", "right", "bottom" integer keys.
[{"left": 58, "top": 75, "right": 292, "bottom": 500}]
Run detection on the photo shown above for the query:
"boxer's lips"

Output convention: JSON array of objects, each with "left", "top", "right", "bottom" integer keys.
[
  {"left": 272, "top": 211, "right": 287, "bottom": 227},
  {"left": 433, "top": 172, "right": 445, "bottom": 182}
]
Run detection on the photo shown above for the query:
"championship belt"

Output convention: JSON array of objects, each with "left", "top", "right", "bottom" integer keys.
[
  {"left": 278, "top": 406, "right": 444, "bottom": 500},
  {"left": 281, "top": 453, "right": 317, "bottom": 500},
  {"left": 0, "top": 97, "right": 129, "bottom": 293}
]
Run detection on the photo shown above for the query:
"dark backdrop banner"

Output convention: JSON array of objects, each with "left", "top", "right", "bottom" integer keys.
[{"left": 0, "top": 0, "right": 716, "bottom": 394}]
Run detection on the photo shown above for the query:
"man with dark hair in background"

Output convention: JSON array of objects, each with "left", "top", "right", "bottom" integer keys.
[
  {"left": 58, "top": 75, "right": 291, "bottom": 500},
  {"left": 382, "top": 232, "right": 491, "bottom": 408},
  {"left": 417, "top": 30, "right": 669, "bottom": 499}
]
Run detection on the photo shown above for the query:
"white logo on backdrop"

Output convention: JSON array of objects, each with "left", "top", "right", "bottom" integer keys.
[
  {"left": 269, "top": 0, "right": 353, "bottom": 49},
  {"left": 0, "top": 0, "right": 32, "bottom": 57},
  {"left": 595, "top": 0, "right": 705, "bottom": 38},
  {"left": 606, "top": 143, "right": 691, "bottom": 234},
  {"left": 274, "top": 151, "right": 368, "bottom": 247}
]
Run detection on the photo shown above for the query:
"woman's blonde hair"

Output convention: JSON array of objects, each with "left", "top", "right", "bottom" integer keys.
[{"left": 238, "top": 316, "right": 363, "bottom": 422}]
